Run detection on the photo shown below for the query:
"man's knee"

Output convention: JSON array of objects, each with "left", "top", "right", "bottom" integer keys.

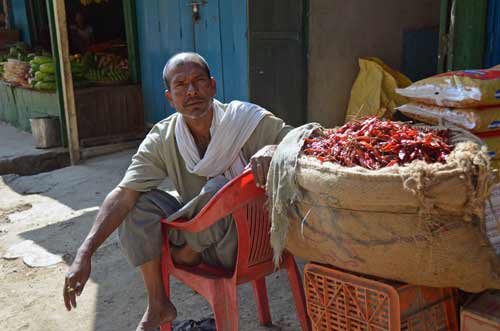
[
  {"left": 201, "top": 176, "right": 229, "bottom": 195},
  {"left": 118, "top": 190, "right": 182, "bottom": 267},
  {"left": 134, "top": 189, "right": 181, "bottom": 214}
]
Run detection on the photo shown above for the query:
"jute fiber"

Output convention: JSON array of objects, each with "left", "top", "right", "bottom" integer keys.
[{"left": 269, "top": 125, "right": 499, "bottom": 292}]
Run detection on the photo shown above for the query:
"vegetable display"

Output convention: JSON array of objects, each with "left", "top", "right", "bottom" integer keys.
[
  {"left": 1, "top": 44, "right": 130, "bottom": 88},
  {"left": 302, "top": 117, "right": 454, "bottom": 169},
  {"left": 29, "top": 56, "right": 56, "bottom": 90},
  {"left": 83, "top": 53, "right": 129, "bottom": 83}
]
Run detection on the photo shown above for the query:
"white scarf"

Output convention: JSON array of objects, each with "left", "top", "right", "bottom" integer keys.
[{"left": 175, "top": 99, "right": 270, "bottom": 179}]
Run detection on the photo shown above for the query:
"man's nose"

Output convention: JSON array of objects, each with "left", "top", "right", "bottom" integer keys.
[{"left": 186, "top": 81, "right": 198, "bottom": 95}]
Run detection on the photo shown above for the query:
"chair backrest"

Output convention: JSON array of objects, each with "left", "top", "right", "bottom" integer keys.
[
  {"left": 241, "top": 196, "right": 274, "bottom": 266},
  {"left": 228, "top": 171, "right": 274, "bottom": 274}
]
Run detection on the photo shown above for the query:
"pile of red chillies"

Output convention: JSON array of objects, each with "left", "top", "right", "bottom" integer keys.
[{"left": 302, "top": 117, "right": 454, "bottom": 170}]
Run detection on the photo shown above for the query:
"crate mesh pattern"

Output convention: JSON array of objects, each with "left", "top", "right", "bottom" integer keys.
[{"left": 304, "top": 263, "right": 457, "bottom": 331}]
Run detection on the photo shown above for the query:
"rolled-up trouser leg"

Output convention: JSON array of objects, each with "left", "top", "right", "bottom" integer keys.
[{"left": 118, "top": 189, "right": 182, "bottom": 267}]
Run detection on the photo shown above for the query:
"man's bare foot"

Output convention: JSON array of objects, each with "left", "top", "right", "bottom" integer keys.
[
  {"left": 171, "top": 244, "right": 202, "bottom": 266},
  {"left": 136, "top": 299, "right": 177, "bottom": 331}
]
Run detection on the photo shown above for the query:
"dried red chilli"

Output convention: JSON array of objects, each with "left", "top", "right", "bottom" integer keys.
[{"left": 302, "top": 117, "right": 454, "bottom": 170}]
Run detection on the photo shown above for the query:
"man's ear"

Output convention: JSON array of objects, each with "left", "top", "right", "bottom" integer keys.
[
  {"left": 165, "top": 90, "right": 175, "bottom": 107},
  {"left": 210, "top": 77, "right": 217, "bottom": 97}
]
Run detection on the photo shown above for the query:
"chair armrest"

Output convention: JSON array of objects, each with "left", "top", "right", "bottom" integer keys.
[{"left": 161, "top": 169, "right": 265, "bottom": 232}]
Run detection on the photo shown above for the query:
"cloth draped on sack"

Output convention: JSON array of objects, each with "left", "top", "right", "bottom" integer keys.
[
  {"left": 175, "top": 99, "right": 270, "bottom": 179},
  {"left": 267, "top": 123, "right": 322, "bottom": 265}
]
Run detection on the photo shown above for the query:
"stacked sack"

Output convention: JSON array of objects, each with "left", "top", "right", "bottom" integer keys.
[
  {"left": 395, "top": 69, "right": 500, "bottom": 182},
  {"left": 3, "top": 59, "right": 31, "bottom": 87},
  {"left": 396, "top": 69, "right": 500, "bottom": 256}
]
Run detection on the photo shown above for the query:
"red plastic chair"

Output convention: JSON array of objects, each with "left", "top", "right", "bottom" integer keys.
[{"left": 159, "top": 169, "right": 310, "bottom": 331}]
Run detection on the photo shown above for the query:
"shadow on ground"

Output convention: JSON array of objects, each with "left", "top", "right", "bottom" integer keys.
[{"left": 16, "top": 210, "right": 304, "bottom": 331}]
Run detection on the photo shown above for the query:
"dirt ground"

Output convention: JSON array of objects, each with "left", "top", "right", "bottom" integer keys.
[{"left": 0, "top": 150, "right": 305, "bottom": 331}]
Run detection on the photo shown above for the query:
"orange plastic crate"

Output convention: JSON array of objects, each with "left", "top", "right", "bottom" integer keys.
[{"left": 304, "top": 263, "right": 458, "bottom": 331}]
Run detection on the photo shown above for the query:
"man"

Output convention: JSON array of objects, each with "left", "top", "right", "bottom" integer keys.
[
  {"left": 63, "top": 52, "right": 292, "bottom": 331},
  {"left": 69, "top": 12, "right": 94, "bottom": 54}
]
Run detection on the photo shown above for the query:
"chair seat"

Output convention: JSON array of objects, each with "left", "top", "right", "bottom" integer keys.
[{"left": 173, "top": 262, "right": 233, "bottom": 279}]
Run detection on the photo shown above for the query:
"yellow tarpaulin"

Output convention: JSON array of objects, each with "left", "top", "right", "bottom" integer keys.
[{"left": 346, "top": 57, "right": 411, "bottom": 122}]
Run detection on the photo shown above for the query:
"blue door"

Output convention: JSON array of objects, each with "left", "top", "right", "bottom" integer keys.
[{"left": 136, "top": 0, "right": 248, "bottom": 124}]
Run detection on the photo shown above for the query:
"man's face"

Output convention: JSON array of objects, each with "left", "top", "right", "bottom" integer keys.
[
  {"left": 75, "top": 13, "right": 84, "bottom": 27},
  {"left": 165, "top": 62, "right": 216, "bottom": 121}
]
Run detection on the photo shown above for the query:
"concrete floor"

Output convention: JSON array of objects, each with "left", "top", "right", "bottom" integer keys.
[
  {"left": 0, "top": 122, "right": 68, "bottom": 175},
  {"left": 0, "top": 121, "right": 60, "bottom": 159}
]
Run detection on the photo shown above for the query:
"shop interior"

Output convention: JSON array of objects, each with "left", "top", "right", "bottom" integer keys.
[{"left": 0, "top": 0, "right": 144, "bottom": 148}]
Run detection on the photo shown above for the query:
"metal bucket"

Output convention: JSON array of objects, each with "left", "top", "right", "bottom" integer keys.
[{"left": 29, "top": 117, "right": 61, "bottom": 149}]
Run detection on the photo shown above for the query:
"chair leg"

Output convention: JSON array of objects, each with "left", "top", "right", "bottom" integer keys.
[
  {"left": 443, "top": 288, "right": 459, "bottom": 331},
  {"left": 159, "top": 321, "right": 172, "bottom": 331},
  {"left": 252, "top": 277, "right": 272, "bottom": 326},
  {"left": 284, "top": 254, "right": 311, "bottom": 331},
  {"left": 212, "top": 280, "right": 239, "bottom": 331},
  {"left": 159, "top": 272, "right": 172, "bottom": 331}
]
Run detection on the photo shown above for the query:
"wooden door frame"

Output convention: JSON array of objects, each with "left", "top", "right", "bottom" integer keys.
[
  {"left": 438, "top": 0, "right": 488, "bottom": 72},
  {"left": 123, "top": 0, "right": 141, "bottom": 84}
]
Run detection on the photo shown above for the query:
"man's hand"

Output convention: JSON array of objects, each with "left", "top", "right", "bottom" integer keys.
[
  {"left": 249, "top": 145, "right": 277, "bottom": 188},
  {"left": 63, "top": 250, "right": 91, "bottom": 311},
  {"left": 61, "top": 186, "right": 140, "bottom": 312}
]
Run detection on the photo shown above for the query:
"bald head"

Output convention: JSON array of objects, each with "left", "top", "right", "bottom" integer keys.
[{"left": 162, "top": 52, "right": 211, "bottom": 89}]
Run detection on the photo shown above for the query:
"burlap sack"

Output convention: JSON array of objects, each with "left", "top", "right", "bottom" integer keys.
[{"left": 277, "top": 128, "right": 500, "bottom": 292}]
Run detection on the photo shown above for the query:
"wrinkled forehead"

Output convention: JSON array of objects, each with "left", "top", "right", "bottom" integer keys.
[{"left": 167, "top": 62, "right": 208, "bottom": 81}]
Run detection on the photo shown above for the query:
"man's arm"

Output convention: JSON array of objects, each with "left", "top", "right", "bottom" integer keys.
[
  {"left": 243, "top": 113, "right": 293, "bottom": 187},
  {"left": 63, "top": 186, "right": 140, "bottom": 311}
]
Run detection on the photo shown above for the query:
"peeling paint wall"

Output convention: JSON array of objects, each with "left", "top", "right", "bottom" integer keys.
[{"left": 307, "top": 0, "right": 440, "bottom": 127}]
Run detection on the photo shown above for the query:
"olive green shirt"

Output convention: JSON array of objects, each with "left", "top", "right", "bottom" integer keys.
[{"left": 119, "top": 108, "right": 292, "bottom": 203}]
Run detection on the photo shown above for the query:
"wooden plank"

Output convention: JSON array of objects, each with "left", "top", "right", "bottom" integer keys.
[
  {"left": 251, "top": 32, "right": 300, "bottom": 40},
  {"left": 159, "top": 0, "right": 193, "bottom": 111},
  {"left": 14, "top": 87, "right": 30, "bottom": 131},
  {"left": 74, "top": 89, "right": 94, "bottom": 138},
  {"left": 52, "top": 0, "right": 80, "bottom": 164},
  {"left": 80, "top": 132, "right": 145, "bottom": 148},
  {"left": 219, "top": 0, "right": 248, "bottom": 101},
  {"left": 452, "top": 0, "right": 488, "bottom": 70},
  {"left": 122, "top": 0, "right": 141, "bottom": 83},
  {"left": 3, "top": 0, "right": 10, "bottom": 28},
  {"left": 438, "top": 0, "right": 450, "bottom": 72},
  {"left": 80, "top": 140, "right": 141, "bottom": 160},
  {"left": 45, "top": 0, "right": 67, "bottom": 146},
  {"left": 136, "top": 0, "right": 193, "bottom": 123},
  {"left": 0, "top": 82, "right": 18, "bottom": 126},
  {"left": 447, "top": 0, "right": 457, "bottom": 71},
  {"left": 485, "top": 0, "right": 500, "bottom": 67},
  {"left": 194, "top": 0, "right": 225, "bottom": 101},
  {"left": 74, "top": 85, "right": 144, "bottom": 140},
  {"left": 136, "top": 0, "right": 161, "bottom": 124},
  {"left": 248, "top": 0, "right": 307, "bottom": 126}
]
